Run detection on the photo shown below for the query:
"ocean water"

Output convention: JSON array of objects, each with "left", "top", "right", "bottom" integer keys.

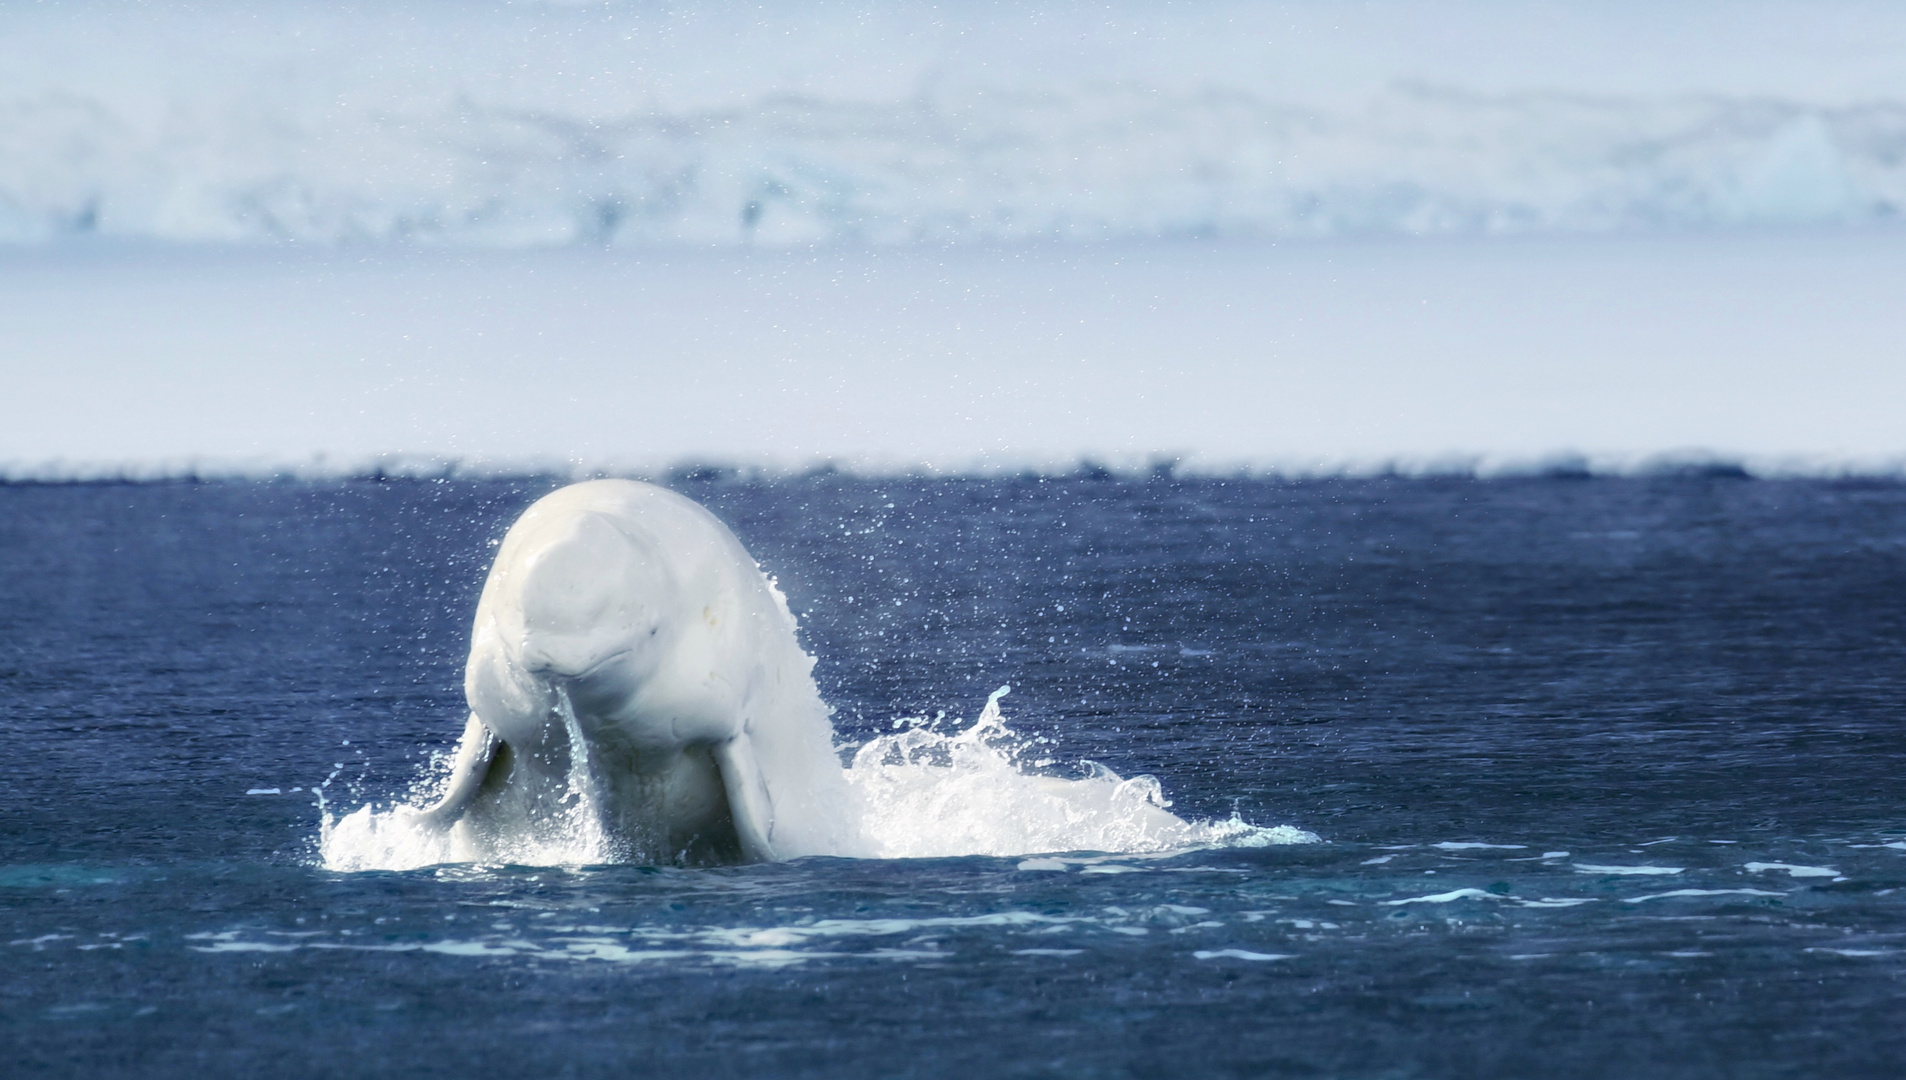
[{"left": 6, "top": 473, "right": 1906, "bottom": 1077}]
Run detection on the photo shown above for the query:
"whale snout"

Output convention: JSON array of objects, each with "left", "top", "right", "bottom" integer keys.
[{"left": 517, "top": 632, "right": 635, "bottom": 681}]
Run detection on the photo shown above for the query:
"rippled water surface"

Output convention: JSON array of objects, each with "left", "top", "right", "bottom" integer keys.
[{"left": 5, "top": 475, "right": 1906, "bottom": 1077}]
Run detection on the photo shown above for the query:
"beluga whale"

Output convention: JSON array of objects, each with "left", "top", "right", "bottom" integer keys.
[{"left": 410, "top": 479, "right": 861, "bottom": 865}]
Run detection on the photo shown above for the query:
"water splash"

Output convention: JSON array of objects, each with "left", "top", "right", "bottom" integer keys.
[
  {"left": 320, "top": 692, "right": 621, "bottom": 873},
  {"left": 844, "top": 686, "right": 1309, "bottom": 858},
  {"left": 319, "top": 684, "right": 1316, "bottom": 871},
  {"left": 320, "top": 797, "right": 458, "bottom": 874},
  {"left": 554, "top": 687, "right": 620, "bottom": 866}
]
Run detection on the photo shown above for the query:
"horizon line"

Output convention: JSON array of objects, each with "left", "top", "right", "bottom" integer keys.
[{"left": 6, "top": 451, "right": 1904, "bottom": 486}]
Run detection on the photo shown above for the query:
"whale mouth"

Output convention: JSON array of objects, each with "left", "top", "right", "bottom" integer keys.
[
  {"left": 523, "top": 645, "right": 636, "bottom": 685},
  {"left": 539, "top": 650, "right": 647, "bottom": 736}
]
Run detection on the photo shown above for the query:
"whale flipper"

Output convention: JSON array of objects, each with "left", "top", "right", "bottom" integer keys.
[
  {"left": 413, "top": 714, "right": 499, "bottom": 828},
  {"left": 713, "top": 733, "right": 778, "bottom": 862}
]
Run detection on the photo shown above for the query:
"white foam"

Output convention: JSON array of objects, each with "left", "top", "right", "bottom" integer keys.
[
  {"left": 320, "top": 684, "right": 1317, "bottom": 870},
  {"left": 1623, "top": 888, "right": 1788, "bottom": 903},
  {"left": 837, "top": 686, "right": 1315, "bottom": 860},
  {"left": 692, "top": 912, "right": 1081, "bottom": 949},
  {"left": 1193, "top": 949, "right": 1293, "bottom": 962},
  {"left": 1743, "top": 862, "right": 1841, "bottom": 878},
  {"left": 1517, "top": 898, "right": 1599, "bottom": 909},
  {"left": 1015, "top": 859, "right": 1069, "bottom": 873},
  {"left": 1573, "top": 864, "right": 1685, "bottom": 876},
  {"left": 181, "top": 904, "right": 1258, "bottom": 968},
  {"left": 1380, "top": 888, "right": 1502, "bottom": 906},
  {"left": 319, "top": 738, "right": 631, "bottom": 872}
]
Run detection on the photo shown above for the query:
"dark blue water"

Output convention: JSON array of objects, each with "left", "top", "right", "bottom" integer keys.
[{"left": 5, "top": 474, "right": 1905, "bottom": 1077}]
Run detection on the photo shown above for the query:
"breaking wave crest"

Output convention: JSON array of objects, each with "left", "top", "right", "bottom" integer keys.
[
  {"left": 844, "top": 687, "right": 1309, "bottom": 858},
  {"left": 318, "top": 686, "right": 1315, "bottom": 872}
]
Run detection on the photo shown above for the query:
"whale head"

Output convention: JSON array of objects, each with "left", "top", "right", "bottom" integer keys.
[
  {"left": 466, "top": 505, "right": 677, "bottom": 745},
  {"left": 512, "top": 512, "right": 670, "bottom": 677}
]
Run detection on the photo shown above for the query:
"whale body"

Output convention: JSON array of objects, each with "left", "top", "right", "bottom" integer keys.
[{"left": 414, "top": 479, "right": 860, "bottom": 865}]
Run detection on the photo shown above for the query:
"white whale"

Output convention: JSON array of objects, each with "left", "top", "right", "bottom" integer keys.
[{"left": 412, "top": 479, "right": 861, "bottom": 865}]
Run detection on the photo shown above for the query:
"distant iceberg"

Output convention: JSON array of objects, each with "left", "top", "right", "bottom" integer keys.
[
  {"left": 4, "top": 84, "right": 1899, "bottom": 248},
  {"left": 2, "top": 1, "right": 1903, "bottom": 248}
]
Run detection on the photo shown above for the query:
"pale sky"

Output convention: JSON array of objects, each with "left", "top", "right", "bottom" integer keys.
[{"left": 6, "top": 230, "right": 1902, "bottom": 476}]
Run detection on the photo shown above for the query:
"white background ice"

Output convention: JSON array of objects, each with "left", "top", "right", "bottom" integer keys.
[{"left": 5, "top": 1, "right": 1906, "bottom": 245}]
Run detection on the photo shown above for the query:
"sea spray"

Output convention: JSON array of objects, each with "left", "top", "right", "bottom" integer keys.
[
  {"left": 554, "top": 687, "right": 622, "bottom": 866},
  {"left": 844, "top": 686, "right": 1312, "bottom": 858},
  {"left": 321, "top": 694, "right": 619, "bottom": 872},
  {"left": 319, "top": 684, "right": 1315, "bottom": 871}
]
